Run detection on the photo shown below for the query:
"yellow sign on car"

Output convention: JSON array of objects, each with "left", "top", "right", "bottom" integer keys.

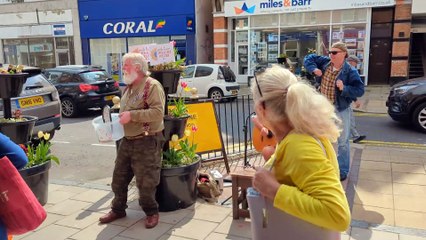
[
  {"left": 104, "top": 95, "right": 115, "bottom": 101},
  {"left": 17, "top": 96, "right": 44, "bottom": 108}
]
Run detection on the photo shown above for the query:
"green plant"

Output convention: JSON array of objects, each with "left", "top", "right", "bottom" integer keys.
[
  {"left": 20, "top": 131, "right": 60, "bottom": 168},
  {"left": 168, "top": 81, "right": 190, "bottom": 118},
  {"left": 0, "top": 110, "right": 26, "bottom": 123},
  {"left": 278, "top": 53, "right": 287, "bottom": 58},
  {"left": 162, "top": 126, "right": 199, "bottom": 168}
]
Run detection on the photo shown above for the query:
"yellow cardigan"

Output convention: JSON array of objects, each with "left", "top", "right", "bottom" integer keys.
[{"left": 265, "top": 132, "right": 351, "bottom": 232}]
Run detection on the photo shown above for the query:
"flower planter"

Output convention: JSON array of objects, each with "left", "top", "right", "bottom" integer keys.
[
  {"left": 0, "top": 73, "right": 28, "bottom": 99},
  {"left": 19, "top": 161, "right": 51, "bottom": 206},
  {"left": 0, "top": 115, "right": 37, "bottom": 144},
  {"left": 163, "top": 115, "right": 189, "bottom": 139},
  {"left": 156, "top": 158, "right": 201, "bottom": 212},
  {"left": 150, "top": 70, "right": 181, "bottom": 94}
]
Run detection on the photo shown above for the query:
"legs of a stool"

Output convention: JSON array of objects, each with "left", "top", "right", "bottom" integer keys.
[{"left": 232, "top": 177, "right": 239, "bottom": 219}]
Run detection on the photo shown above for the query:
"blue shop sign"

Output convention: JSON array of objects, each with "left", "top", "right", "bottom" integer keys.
[{"left": 80, "top": 16, "right": 195, "bottom": 38}]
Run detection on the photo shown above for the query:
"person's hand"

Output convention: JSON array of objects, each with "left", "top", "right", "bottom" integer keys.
[
  {"left": 313, "top": 68, "right": 322, "bottom": 77},
  {"left": 354, "top": 100, "right": 361, "bottom": 108},
  {"left": 336, "top": 79, "right": 344, "bottom": 91},
  {"left": 252, "top": 167, "right": 280, "bottom": 200},
  {"left": 119, "top": 111, "right": 131, "bottom": 124}
]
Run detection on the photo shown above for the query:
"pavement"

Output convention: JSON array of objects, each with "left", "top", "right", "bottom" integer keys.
[{"left": 13, "top": 84, "right": 426, "bottom": 240}]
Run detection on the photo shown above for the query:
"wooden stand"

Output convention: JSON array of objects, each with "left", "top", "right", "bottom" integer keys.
[{"left": 231, "top": 168, "right": 256, "bottom": 219}]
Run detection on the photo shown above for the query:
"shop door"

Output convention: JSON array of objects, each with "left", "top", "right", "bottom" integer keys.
[
  {"left": 368, "top": 39, "right": 391, "bottom": 84},
  {"left": 236, "top": 44, "right": 248, "bottom": 77},
  {"left": 56, "top": 50, "right": 70, "bottom": 66}
]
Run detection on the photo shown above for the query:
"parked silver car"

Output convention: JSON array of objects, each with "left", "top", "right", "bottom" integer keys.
[{"left": 0, "top": 65, "right": 61, "bottom": 139}]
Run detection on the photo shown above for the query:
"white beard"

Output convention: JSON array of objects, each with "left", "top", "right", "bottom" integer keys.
[{"left": 123, "top": 71, "right": 138, "bottom": 85}]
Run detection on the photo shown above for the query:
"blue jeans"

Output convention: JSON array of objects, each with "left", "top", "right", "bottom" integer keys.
[
  {"left": 337, "top": 107, "right": 351, "bottom": 178},
  {"left": 350, "top": 107, "right": 360, "bottom": 139}
]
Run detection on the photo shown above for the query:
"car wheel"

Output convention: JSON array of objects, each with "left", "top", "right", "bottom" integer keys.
[
  {"left": 208, "top": 88, "right": 224, "bottom": 101},
  {"left": 412, "top": 102, "right": 426, "bottom": 133},
  {"left": 61, "top": 97, "right": 79, "bottom": 118}
]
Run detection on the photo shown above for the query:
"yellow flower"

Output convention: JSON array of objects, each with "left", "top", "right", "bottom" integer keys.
[
  {"left": 37, "top": 131, "right": 44, "bottom": 139},
  {"left": 43, "top": 133, "right": 50, "bottom": 141},
  {"left": 184, "top": 87, "right": 191, "bottom": 92},
  {"left": 171, "top": 134, "right": 179, "bottom": 142},
  {"left": 184, "top": 129, "right": 191, "bottom": 137}
]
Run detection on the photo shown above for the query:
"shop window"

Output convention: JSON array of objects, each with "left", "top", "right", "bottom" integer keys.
[
  {"left": 127, "top": 36, "right": 170, "bottom": 46},
  {"left": 332, "top": 24, "right": 366, "bottom": 75},
  {"left": 90, "top": 38, "right": 126, "bottom": 72},
  {"left": 250, "top": 29, "right": 278, "bottom": 73},
  {"left": 2, "top": 38, "right": 29, "bottom": 66},
  {"left": 29, "top": 38, "right": 55, "bottom": 69},
  {"left": 233, "top": 18, "right": 248, "bottom": 30},
  {"left": 280, "top": 13, "right": 303, "bottom": 27},
  {"left": 332, "top": 9, "right": 367, "bottom": 23},
  {"left": 251, "top": 15, "right": 278, "bottom": 27}
]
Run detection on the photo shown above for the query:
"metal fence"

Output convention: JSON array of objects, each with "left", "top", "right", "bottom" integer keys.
[{"left": 202, "top": 94, "right": 257, "bottom": 166}]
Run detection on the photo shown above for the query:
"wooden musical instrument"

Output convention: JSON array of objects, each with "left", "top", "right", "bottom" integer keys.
[{"left": 252, "top": 126, "right": 276, "bottom": 152}]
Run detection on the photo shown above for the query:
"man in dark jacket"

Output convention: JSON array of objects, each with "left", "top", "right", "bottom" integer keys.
[{"left": 304, "top": 42, "right": 364, "bottom": 181}]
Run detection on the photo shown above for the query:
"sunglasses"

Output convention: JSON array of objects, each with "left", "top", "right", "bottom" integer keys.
[{"left": 328, "top": 50, "right": 344, "bottom": 55}]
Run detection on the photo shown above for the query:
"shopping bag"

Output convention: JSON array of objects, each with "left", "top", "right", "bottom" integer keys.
[
  {"left": 247, "top": 187, "right": 340, "bottom": 240},
  {"left": 0, "top": 156, "right": 47, "bottom": 235}
]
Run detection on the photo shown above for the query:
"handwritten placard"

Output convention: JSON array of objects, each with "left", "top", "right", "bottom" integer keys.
[{"left": 129, "top": 42, "right": 175, "bottom": 66}]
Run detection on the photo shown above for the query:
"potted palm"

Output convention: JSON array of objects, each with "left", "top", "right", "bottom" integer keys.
[
  {"left": 156, "top": 126, "right": 201, "bottom": 212},
  {"left": 19, "top": 131, "right": 60, "bottom": 205}
]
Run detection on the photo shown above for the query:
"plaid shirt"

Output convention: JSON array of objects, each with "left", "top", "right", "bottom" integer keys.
[{"left": 320, "top": 65, "right": 340, "bottom": 104}]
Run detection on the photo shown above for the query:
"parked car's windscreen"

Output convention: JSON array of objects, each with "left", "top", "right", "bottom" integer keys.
[{"left": 80, "top": 70, "right": 111, "bottom": 83}]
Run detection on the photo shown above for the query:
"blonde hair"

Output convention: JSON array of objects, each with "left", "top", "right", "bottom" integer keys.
[
  {"left": 251, "top": 65, "right": 341, "bottom": 142},
  {"left": 122, "top": 52, "right": 150, "bottom": 76}
]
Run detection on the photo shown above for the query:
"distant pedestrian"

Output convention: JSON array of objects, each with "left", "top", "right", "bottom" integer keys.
[
  {"left": 304, "top": 42, "right": 365, "bottom": 181},
  {"left": 347, "top": 56, "right": 366, "bottom": 143}
]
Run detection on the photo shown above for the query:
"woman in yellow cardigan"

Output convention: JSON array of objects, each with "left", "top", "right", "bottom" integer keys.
[{"left": 251, "top": 65, "right": 351, "bottom": 232}]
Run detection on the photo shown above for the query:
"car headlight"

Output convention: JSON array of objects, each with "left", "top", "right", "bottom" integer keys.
[{"left": 393, "top": 84, "right": 418, "bottom": 95}]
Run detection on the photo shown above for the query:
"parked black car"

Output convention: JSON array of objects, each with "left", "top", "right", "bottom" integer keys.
[
  {"left": 43, "top": 65, "right": 121, "bottom": 117},
  {"left": 1, "top": 64, "right": 62, "bottom": 139},
  {"left": 386, "top": 77, "right": 426, "bottom": 133}
]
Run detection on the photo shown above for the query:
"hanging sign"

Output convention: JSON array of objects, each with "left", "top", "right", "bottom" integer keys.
[{"left": 129, "top": 42, "right": 175, "bottom": 66}]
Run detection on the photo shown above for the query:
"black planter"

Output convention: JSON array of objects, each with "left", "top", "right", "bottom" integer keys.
[
  {"left": 0, "top": 115, "right": 37, "bottom": 144},
  {"left": 19, "top": 161, "right": 51, "bottom": 206},
  {"left": 277, "top": 57, "right": 287, "bottom": 64},
  {"left": 156, "top": 159, "right": 201, "bottom": 212},
  {"left": 163, "top": 115, "right": 189, "bottom": 140},
  {"left": 150, "top": 70, "right": 181, "bottom": 94},
  {"left": 0, "top": 73, "right": 28, "bottom": 99}
]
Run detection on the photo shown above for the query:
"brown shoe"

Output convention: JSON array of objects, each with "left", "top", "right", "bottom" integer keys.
[
  {"left": 144, "top": 214, "right": 159, "bottom": 229},
  {"left": 99, "top": 211, "right": 126, "bottom": 224}
]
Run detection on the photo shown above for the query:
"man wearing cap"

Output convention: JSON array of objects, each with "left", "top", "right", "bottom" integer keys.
[
  {"left": 347, "top": 55, "right": 366, "bottom": 144},
  {"left": 99, "top": 52, "right": 165, "bottom": 229},
  {"left": 303, "top": 42, "right": 364, "bottom": 181}
]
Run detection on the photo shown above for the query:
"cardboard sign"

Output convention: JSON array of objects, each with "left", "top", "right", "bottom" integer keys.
[
  {"left": 129, "top": 43, "right": 175, "bottom": 66},
  {"left": 168, "top": 101, "right": 223, "bottom": 153}
]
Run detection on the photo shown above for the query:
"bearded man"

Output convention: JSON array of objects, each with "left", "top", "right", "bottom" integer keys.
[
  {"left": 303, "top": 42, "right": 364, "bottom": 182},
  {"left": 99, "top": 52, "right": 165, "bottom": 229}
]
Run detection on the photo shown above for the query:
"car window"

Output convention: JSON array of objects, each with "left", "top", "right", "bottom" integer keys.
[
  {"left": 24, "top": 74, "right": 51, "bottom": 88},
  {"left": 79, "top": 70, "right": 111, "bottom": 83},
  {"left": 58, "top": 72, "right": 75, "bottom": 83},
  {"left": 217, "top": 67, "right": 225, "bottom": 80},
  {"left": 44, "top": 71, "right": 62, "bottom": 84},
  {"left": 194, "top": 66, "right": 213, "bottom": 77},
  {"left": 182, "top": 66, "right": 195, "bottom": 78}
]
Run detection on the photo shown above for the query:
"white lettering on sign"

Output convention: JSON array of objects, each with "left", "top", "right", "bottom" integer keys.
[{"left": 103, "top": 20, "right": 157, "bottom": 35}]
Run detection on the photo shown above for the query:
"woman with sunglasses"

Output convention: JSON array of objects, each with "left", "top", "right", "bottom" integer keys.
[
  {"left": 303, "top": 42, "right": 364, "bottom": 181},
  {"left": 251, "top": 65, "right": 350, "bottom": 232}
]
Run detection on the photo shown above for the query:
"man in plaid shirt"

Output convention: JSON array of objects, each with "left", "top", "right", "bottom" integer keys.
[{"left": 304, "top": 42, "right": 364, "bottom": 181}]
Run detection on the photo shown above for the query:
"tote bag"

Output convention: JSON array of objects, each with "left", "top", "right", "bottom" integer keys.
[
  {"left": 0, "top": 156, "right": 47, "bottom": 235},
  {"left": 247, "top": 139, "right": 340, "bottom": 240}
]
